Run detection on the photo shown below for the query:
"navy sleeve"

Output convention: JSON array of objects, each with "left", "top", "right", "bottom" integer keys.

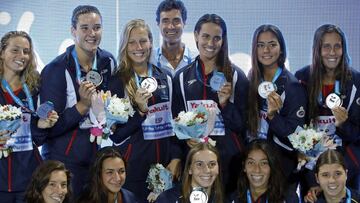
[
  {"left": 171, "top": 72, "right": 186, "bottom": 117},
  {"left": 39, "top": 64, "right": 84, "bottom": 137},
  {"left": 220, "top": 69, "right": 249, "bottom": 134},
  {"left": 268, "top": 81, "right": 307, "bottom": 138}
]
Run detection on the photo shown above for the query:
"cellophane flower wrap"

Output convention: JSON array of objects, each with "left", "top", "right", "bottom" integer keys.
[
  {"left": 103, "top": 96, "right": 135, "bottom": 137},
  {"left": 146, "top": 163, "right": 173, "bottom": 195},
  {"left": 289, "top": 125, "right": 338, "bottom": 169},
  {"left": 0, "top": 105, "right": 22, "bottom": 158},
  {"left": 172, "top": 106, "right": 208, "bottom": 140}
]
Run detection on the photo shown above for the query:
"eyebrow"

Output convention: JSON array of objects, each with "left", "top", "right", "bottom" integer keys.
[{"left": 257, "top": 40, "right": 277, "bottom": 44}]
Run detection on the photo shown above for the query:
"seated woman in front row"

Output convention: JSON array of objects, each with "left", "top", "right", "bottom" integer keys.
[
  {"left": 228, "top": 139, "right": 299, "bottom": 203},
  {"left": 305, "top": 149, "right": 360, "bottom": 203},
  {"left": 156, "top": 142, "right": 224, "bottom": 203},
  {"left": 77, "top": 146, "right": 139, "bottom": 203}
]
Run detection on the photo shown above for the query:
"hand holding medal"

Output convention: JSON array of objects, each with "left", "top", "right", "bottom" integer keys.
[
  {"left": 36, "top": 101, "right": 59, "bottom": 129},
  {"left": 210, "top": 71, "right": 226, "bottom": 92}
]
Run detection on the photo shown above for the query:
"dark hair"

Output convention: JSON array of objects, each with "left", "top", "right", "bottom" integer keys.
[
  {"left": 236, "top": 139, "right": 285, "bottom": 202},
  {"left": 156, "top": 0, "right": 187, "bottom": 24},
  {"left": 194, "top": 14, "right": 233, "bottom": 83},
  {"left": 78, "top": 146, "right": 125, "bottom": 203},
  {"left": 315, "top": 149, "right": 346, "bottom": 174},
  {"left": 247, "top": 24, "right": 287, "bottom": 136},
  {"left": 0, "top": 31, "right": 39, "bottom": 92},
  {"left": 181, "top": 143, "right": 223, "bottom": 203},
  {"left": 307, "top": 24, "right": 352, "bottom": 120},
  {"left": 71, "top": 5, "right": 102, "bottom": 28},
  {"left": 25, "top": 160, "right": 72, "bottom": 203}
]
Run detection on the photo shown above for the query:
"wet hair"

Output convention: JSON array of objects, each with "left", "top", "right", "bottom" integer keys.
[
  {"left": 25, "top": 160, "right": 72, "bottom": 203},
  {"left": 315, "top": 149, "right": 346, "bottom": 174},
  {"left": 181, "top": 143, "right": 223, "bottom": 203},
  {"left": 71, "top": 5, "right": 102, "bottom": 28},
  {"left": 156, "top": 0, "right": 187, "bottom": 24},
  {"left": 236, "top": 139, "right": 285, "bottom": 202},
  {"left": 194, "top": 13, "right": 233, "bottom": 83},
  {"left": 0, "top": 31, "right": 39, "bottom": 92},
  {"left": 247, "top": 24, "right": 287, "bottom": 136},
  {"left": 116, "top": 19, "right": 153, "bottom": 106},
  {"left": 77, "top": 146, "right": 125, "bottom": 203},
  {"left": 307, "top": 24, "right": 352, "bottom": 120}
]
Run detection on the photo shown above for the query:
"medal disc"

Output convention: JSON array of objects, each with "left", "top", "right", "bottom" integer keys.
[
  {"left": 210, "top": 72, "right": 226, "bottom": 91},
  {"left": 86, "top": 70, "right": 103, "bottom": 86},
  {"left": 37, "top": 101, "right": 54, "bottom": 119},
  {"left": 140, "top": 77, "right": 158, "bottom": 93},
  {"left": 189, "top": 190, "right": 208, "bottom": 203},
  {"left": 258, "top": 81, "right": 277, "bottom": 99},
  {"left": 325, "top": 93, "right": 342, "bottom": 109}
]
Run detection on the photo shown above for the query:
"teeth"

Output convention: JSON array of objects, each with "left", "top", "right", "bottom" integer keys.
[
  {"left": 262, "top": 56, "right": 272, "bottom": 59},
  {"left": 14, "top": 60, "right": 24, "bottom": 66},
  {"left": 328, "top": 185, "right": 337, "bottom": 190},
  {"left": 328, "top": 58, "right": 336, "bottom": 62},
  {"left": 251, "top": 175, "right": 263, "bottom": 181},
  {"left": 51, "top": 196, "right": 62, "bottom": 202},
  {"left": 166, "top": 31, "right": 176, "bottom": 35},
  {"left": 133, "top": 53, "right": 144, "bottom": 56},
  {"left": 205, "top": 48, "right": 215, "bottom": 52}
]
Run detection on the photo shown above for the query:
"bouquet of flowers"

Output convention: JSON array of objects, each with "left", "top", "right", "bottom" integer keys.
[
  {"left": 103, "top": 95, "right": 135, "bottom": 135},
  {"left": 0, "top": 105, "right": 22, "bottom": 158},
  {"left": 146, "top": 163, "right": 173, "bottom": 202},
  {"left": 289, "top": 125, "right": 338, "bottom": 170},
  {"left": 172, "top": 106, "right": 208, "bottom": 140}
]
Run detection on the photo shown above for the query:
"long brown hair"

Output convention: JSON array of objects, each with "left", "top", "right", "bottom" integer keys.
[
  {"left": 25, "top": 160, "right": 72, "bottom": 203},
  {"left": 78, "top": 146, "right": 126, "bottom": 203},
  {"left": 237, "top": 139, "right": 285, "bottom": 203},
  {"left": 181, "top": 143, "right": 223, "bottom": 203},
  {"left": 308, "top": 24, "right": 352, "bottom": 120},
  {"left": 0, "top": 31, "right": 39, "bottom": 92},
  {"left": 194, "top": 14, "right": 233, "bottom": 83},
  {"left": 247, "top": 25, "right": 287, "bottom": 136},
  {"left": 116, "top": 19, "right": 153, "bottom": 105}
]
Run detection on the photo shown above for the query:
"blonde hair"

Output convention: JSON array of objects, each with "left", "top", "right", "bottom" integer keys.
[
  {"left": 0, "top": 31, "right": 39, "bottom": 92},
  {"left": 116, "top": 19, "right": 153, "bottom": 105}
]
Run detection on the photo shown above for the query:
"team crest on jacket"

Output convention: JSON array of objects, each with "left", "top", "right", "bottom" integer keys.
[
  {"left": 357, "top": 97, "right": 360, "bottom": 106},
  {"left": 296, "top": 106, "right": 305, "bottom": 118}
]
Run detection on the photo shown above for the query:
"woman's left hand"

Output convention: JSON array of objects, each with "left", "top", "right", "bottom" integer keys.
[
  {"left": 37, "top": 110, "right": 59, "bottom": 129},
  {"left": 217, "top": 82, "right": 232, "bottom": 107},
  {"left": 166, "top": 158, "right": 182, "bottom": 181},
  {"left": 266, "top": 91, "right": 283, "bottom": 119},
  {"left": 331, "top": 106, "right": 348, "bottom": 127}
]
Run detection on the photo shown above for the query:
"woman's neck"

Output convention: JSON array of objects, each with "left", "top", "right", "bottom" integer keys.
[
  {"left": 108, "top": 192, "right": 117, "bottom": 203},
  {"left": 263, "top": 66, "right": 279, "bottom": 82},
  {"left": 2, "top": 69, "right": 21, "bottom": 90},
  {"left": 75, "top": 46, "right": 95, "bottom": 72},
  {"left": 133, "top": 63, "right": 148, "bottom": 77},
  {"left": 323, "top": 69, "right": 336, "bottom": 85},
  {"left": 200, "top": 56, "right": 217, "bottom": 75},
  {"left": 250, "top": 185, "right": 267, "bottom": 201},
  {"left": 324, "top": 189, "right": 346, "bottom": 203}
]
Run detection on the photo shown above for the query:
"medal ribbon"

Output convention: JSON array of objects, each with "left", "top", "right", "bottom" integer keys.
[
  {"left": 134, "top": 63, "right": 153, "bottom": 88},
  {"left": 1, "top": 79, "right": 34, "bottom": 111},
  {"left": 71, "top": 48, "right": 98, "bottom": 84}
]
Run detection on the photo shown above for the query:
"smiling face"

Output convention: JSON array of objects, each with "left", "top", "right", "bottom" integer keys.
[
  {"left": 41, "top": 170, "right": 68, "bottom": 203},
  {"left": 244, "top": 149, "right": 271, "bottom": 192},
  {"left": 1, "top": 36, "right": 30, "bottom": 75},
  {"left": 256, "top": 31, "right": 281, "bottom": 70},
  {"left": 101, "top": 157, "right": 126, "bottom": 194},
  {"left": 321, "top": 32, "right": 343, "bottom": 72},
  {"left": 71, "top": 12, "right": 102, "bottom": 55},
  {"left": 189, "top": 149, "right": 219, "bottom": 188},
  {"left": 126, "top": 27, "right": 152, "bottom": 67},
  {"left": 158, "top": 9, "right": 184, "bottom": 44},
  {"left": 195, "top": 22, "right": 223, "bottom": 62},
  {"left": 316, "top": 163, "right": 347, "bottom": 199}
]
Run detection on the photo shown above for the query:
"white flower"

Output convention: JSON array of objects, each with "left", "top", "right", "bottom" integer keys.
[
  {"left": 106, "top": 97, "right": 135, "bottom": 118},
  {"left": 175, "top": 110, "right": 207, "bottom": 126},
  {"left": 289, "top": 126, "right": 323, "bottom": 153},
  {"left": 0, "top": 105, "right": 22, "bottom": 121}
]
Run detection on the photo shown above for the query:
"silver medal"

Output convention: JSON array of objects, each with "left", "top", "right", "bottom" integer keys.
[
  {"left": 189, "top": 190, "right": 208, "bottom": 203},
  {"left": 86, "top": 70, "right": 103, "bottom": 86},
  {"left": 140, "top": 77, "right": 158, "bottom": 93},
  {"left": 258, "top": 81, "right": 277, "bottom": 99},
  {"left": 325, "top": 93, "right": 342, "bottom": 109}
]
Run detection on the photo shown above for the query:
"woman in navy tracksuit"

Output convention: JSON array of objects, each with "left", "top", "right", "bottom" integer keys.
[
  {"left": 246, "top": 25, "right": 306, "bottom": 189},
  {"left": 0, "top": 31, "right": 58, "bottom": 203},
  {"left": 109, "top": 19, "right": 181, "bottom": 202},
  {"left": 172, "top": 14, "right": 249, "bottom": 194},
  {"left": 295, "top": 24, "right": 360, "bottom": 199}
]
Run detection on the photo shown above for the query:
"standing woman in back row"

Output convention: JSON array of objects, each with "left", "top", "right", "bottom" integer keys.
[
  {"left": 0, "top": 31, "right": 58, "bottom": 203},
  {"left": 295, "top": 24, "right": 360, "bottom": 196},
  {"left": 108, "top": 19, "right": 181, "bottom": 202},
  {"left": 172, "top": 13, "right": 249, "bottom": 193},
  {"left": 247, "top": 24, "right": 307, "bottom": 189}
]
